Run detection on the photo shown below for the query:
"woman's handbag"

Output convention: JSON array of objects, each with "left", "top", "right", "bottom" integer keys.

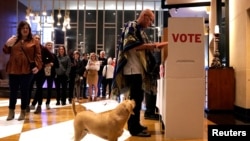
[{"left": 44, "top": 66, "right": 51, "bottom": 76}]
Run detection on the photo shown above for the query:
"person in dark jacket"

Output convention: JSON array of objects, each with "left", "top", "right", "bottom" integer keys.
[
  {"left": 28, "top": 36, "right": 55, "bottom": 114},
  {"left": 43, "top": 41, "right": 59, "bottom": 109},
  {"left": 68, "top": 50, "right": 84, "bottom": 103},
  {"left": 111, "top": 9, "right": 167, "bottom": 137},
  {"left": 80, "top": 53, "right": 88, "bottom": 99},
  {"left": 97, "top": 51, "right": 107, "bottom": 98},
  {"left": 55, "top": 46, "right": 71, "bottom": 105}
]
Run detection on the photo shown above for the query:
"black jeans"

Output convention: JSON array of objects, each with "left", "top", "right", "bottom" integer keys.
[
  {"left": 102, "top": 78, "right": 113, "bottom": 98},
  {"left": 45, "top": 75, "right": 55, "bottom": 105},
  {"left": 8, "top": 74, "right": 33, "bottom": 110},
  {"left": 55, "top": 74, "right": 68, "bottom": 103},
  {"left": 31, "top": 70, "right": 46, "bottom": 106},
  {"left": 125, "top": 74, "right": 144, "bottom": 135},
  {"left": 68, "top": 74, "right": 76, "bottom": 101},
  {"left": 81, "top": 77, "right": 87, "bottom": 97}
]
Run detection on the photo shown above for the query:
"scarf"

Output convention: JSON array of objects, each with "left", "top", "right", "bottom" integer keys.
[{"left": 111, "top": 21, "right": 160, "bottom": 98}]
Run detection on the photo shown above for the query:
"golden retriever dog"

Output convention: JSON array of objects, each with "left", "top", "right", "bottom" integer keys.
[{"left": 72, "top": 99, "right": 135, "bottom": 141}]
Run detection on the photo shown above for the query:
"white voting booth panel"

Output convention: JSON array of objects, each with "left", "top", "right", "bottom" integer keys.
[
  {"left": 164, "top": 17, "right": 205, "bottom": 139},
  {"left": 165, "top": 78, "right": 205, "bottom": 138}
]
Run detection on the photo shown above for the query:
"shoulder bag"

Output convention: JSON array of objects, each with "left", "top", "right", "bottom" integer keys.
[{"left": 20, "top": 42, "right": 36, "bottom": 71}]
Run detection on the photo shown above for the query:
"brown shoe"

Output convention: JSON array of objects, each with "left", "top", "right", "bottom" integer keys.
[{"left": 6, "top": 109, "right": 15, "bottom": 121}]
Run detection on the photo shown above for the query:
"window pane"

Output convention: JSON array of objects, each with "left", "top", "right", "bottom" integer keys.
[
  {"left": 117, "top": 11, "right": 123, "bottom": 35},
  {"left": 98, "top": 11, "right": 103, "bottom": 44},
  {"left": 86, "top": 1, "right": 97, "bottom": 10},
  {"left": 136, "top": 1, "right": 142, "bottom": 10},
  {"left": 117, "top": 1, "right": 123, "bottom": 10},
  {"left": 78, "top": 10, "right": 84, "bottom": 43},
  {"left": 54, "top": 28, "right": 64, "bottom": 45},
  {"left": 124, "top": 1, "right": 135, "bottom": 10},
  {"left": 98, "top": 1, "right": 104, "bottom": 10},
  {"left": 143, "top": 2, "right": 155, "bottom": 10},
  {"left": 69, "top": 10, "right": 77, "bottom": 23},
  {"left": 66, "top": 28, "right": 77, "bottom": 52},
  {"left": 155, "top": 2, "right": 161, "bottom": 10},
  {"left": 104, "top": 28, "right": 116, "bottom": 58},
  {"left": 85, "top": 28, "right": 96, "bottom": 53},
  {"left": 105, "top": 1, "right": 116, "bottom": 10},
  {"left": 105, "top": 10, "right": 116, "bottom": 23},
  {"left": 86, "top": 10, "right": 96, "bottom": 23},
  {"left": 124, "top": 11, "right": 135, "bottom": 23}
]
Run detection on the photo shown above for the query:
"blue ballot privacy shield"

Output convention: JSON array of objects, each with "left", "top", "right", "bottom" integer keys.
[{"left": 164, "top": 17, "right": 205, "bottom": 139}]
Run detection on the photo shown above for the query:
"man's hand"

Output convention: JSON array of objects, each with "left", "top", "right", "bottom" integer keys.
[
  {"left": 136, "top": 42, "right": 168, "bottom": 51},
  {"left": 155, "top": 42, "right": 168, "bottom": 49}
]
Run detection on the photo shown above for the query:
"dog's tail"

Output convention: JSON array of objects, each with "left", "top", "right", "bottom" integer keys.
[{"left": 72, "top": 98, "right": 77, "bottom": 117}]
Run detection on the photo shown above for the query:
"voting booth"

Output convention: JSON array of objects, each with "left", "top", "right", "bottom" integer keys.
[{"left": 162, "top": 17, "right": 205, "bottom": 139}]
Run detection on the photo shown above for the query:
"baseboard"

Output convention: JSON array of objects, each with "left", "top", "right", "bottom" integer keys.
[
  {"left": 234, "top": 105, "right": 250, "bottom": 123},
  {"left": 204, "top": 108, "right": 234, "bottom": 114}
]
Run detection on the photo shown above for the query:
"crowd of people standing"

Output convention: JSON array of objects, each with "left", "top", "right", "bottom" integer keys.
[
  {"left": 36, "top": 48, "right": 115, "bottom": 107},
  {"left": 2, "top": 20, "right": 116, "bottom": 119},
  {"left": 3, "top": 9, "right": 166, "bottom": 138}
]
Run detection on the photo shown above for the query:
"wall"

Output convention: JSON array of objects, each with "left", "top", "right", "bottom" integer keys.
[
  {"left": 0, "top": 0, "right": 17, "bottom": 79},
  {"left": 0, "top": 0, "right": 26, "bottom": 79},
  {"left": 229, "top": 0, "right": 250, "bottom": 110}
]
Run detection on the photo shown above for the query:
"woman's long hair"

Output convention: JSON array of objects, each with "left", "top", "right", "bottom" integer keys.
[
  {"left": 16, "top": 21, "right": 33, "bottom": 42},
  {"left": 58, "top": 46, "right": 67, "bottom": 57}
]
